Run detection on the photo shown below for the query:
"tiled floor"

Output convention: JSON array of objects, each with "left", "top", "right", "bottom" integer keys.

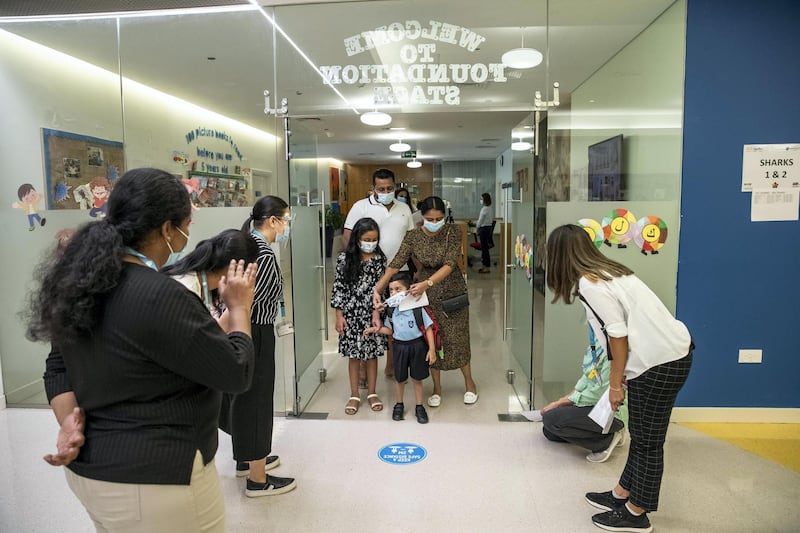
[{"left": 2, "top": 272, "right": 799, "bottom": 532}]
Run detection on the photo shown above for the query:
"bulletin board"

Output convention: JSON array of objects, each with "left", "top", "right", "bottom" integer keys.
[
  {"left": 41, "top": 128, "right": 125, "bottom": 210},
  {"left": 185, "top": 171, "right": 250, "bottom": 208}
]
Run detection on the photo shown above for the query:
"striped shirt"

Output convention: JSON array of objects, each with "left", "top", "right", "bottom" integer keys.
[{"left": 251, "top": 232, "right": 283, "bottom": 325}]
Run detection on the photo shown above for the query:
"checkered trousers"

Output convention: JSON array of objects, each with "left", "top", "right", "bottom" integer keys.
[{"left": 620, "top": 347, "right": 693, "bottom": 511}]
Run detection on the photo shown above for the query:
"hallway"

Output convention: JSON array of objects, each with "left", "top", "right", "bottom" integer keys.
[{"left": 1, "top": 273, "right": 798, "bottom": 532}]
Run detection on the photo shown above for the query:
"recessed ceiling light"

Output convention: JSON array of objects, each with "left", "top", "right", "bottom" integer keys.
[
  {"left": 389, "top": 127, "right": 406, "bottom": 131},
  {"left": 407, "top": 159, "right": 422, "bottom": 169}
]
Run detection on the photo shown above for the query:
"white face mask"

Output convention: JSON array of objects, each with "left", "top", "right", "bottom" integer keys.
[
  {"left": 385, "top": 291, "right": 406, "bottom": 308},
  {"left": 359, "top": 240, "right": 378, "bottom": 253},
  {"left": 376, "top": 191, "right": 395, "bottom": 205}
]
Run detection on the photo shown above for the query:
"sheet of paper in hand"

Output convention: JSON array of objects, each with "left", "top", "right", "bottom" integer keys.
[{"left": 588, "top": 388, "right": 615, "bottom": 434}]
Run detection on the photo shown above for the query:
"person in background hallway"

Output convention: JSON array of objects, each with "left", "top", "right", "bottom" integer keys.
[
  {"left": 541, "top": 327, "right": 628, "bottom": 463},
  {"left": 29, "top": 168, "right": 256, "bottom": 532},
  {"left": 331, "top": 217, "right": 387, "bottom": 415},
  {"left": 395, "top": 187, "right": 422, "bottom": 275},
  {"left": 396, "top": 187, "right": 423, "bottom": 228},
  {"left": 373, "top": 196, "right": 477, "bottom": 407},
  {"left": 547, "top": 224, "right": 694, "bottom": 533},
  {"left": 235, "top": 195, "right": 297, "bottom": 497},
  {"left": 342, "top": 168, "right": 414, "bottom": 381},
  {"left": 163, "top": 229, "right": 259, "bottom": 328},
  {"left": 476, "top": 192, "right": 494, "bottom": 273}
]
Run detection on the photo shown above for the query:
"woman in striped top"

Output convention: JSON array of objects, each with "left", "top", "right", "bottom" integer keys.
[{"left": 232, "top": 195, "right": 297, "bottom": 497}]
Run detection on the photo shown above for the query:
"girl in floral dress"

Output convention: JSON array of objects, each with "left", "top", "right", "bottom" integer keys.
[{"left": 331, "top": 217, "right": 387, "bottom": 415}]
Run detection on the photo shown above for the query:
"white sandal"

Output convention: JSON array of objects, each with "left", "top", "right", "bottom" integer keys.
[
  {"left": 367, "top": 393, "right": 383, "bottom": 411},
  {"left": 463, "top": 391, "right": 479, "bottom": 404},
  {"left": 345, "top": 396, "right": 360, "bottom": 415},
  {"left": 427, "top": 394, "right": 441, "bottom": 407}
]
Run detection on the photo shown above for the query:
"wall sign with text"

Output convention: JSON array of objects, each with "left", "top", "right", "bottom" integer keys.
[{"left": 741, "top": 143, "right": 799, "bottom": 191}]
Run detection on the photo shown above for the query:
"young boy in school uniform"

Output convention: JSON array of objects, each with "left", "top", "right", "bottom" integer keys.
[{"left": 364, "top": 272, "right": 437, "bottom": 424}]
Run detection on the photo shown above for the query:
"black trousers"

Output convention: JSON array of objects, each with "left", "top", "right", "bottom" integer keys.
[
  {"left": 477, "top": 225, "right": 493, "bottom": 267},
  {"left": 620, "top": 349, "right": 693, "bottom": 512},
  {"left": 219, "top": 323, "right": 275, "bottom": 461},
  {"left": 542, "top": 405, "right": 624, "bottom": 453}
]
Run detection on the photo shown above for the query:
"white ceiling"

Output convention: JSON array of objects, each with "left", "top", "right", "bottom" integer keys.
[{"left": 1, "top": 0, "right": 675, "bottom": 163}]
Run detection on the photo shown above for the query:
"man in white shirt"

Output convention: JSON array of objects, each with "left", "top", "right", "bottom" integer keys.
[
  {"left": 342, "top": 168, "right": 414, "bottom": 264},
  {"left": 342, "top": 168, "right": 414, "bottom": 378}
]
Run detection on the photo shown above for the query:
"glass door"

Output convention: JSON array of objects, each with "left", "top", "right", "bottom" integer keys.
[
  {"left": 504, "top": 131, "right": 536, "bottom": 409},
  {"left": 284, "top": 117, "right": 327, "bottom": 415}
]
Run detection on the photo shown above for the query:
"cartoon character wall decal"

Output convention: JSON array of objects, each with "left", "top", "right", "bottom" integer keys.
[
  {"left": 13, "top": 183, "right": 46, "bottom": 231},
  {"left": 578, "top": 209, "right": 668, "bottom": 257}
]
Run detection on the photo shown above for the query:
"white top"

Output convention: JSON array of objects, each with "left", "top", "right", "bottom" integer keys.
[
  {"left": 172, "top": 273, "right": 201, "bottom": 298},
  {"left": 344, "top": 195, "right": 414, "bottom": 263},
  {"left": 578, "top": 275, "right": 691, "bottom": 380},
  {"left": 476, "top": 205, "right": 494, "bottom": 228}
]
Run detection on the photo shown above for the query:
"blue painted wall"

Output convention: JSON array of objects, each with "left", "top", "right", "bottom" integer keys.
[{"left": 677, "top": 0, "right": 800, "bottom": 406}]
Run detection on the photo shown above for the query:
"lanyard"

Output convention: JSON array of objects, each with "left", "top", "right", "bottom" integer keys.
[
  {"left": 124, "top": 247, "right": 158, "bottom": 271},
  {"left": 200, "top": 271, "right": 212, "bottom": 310}
]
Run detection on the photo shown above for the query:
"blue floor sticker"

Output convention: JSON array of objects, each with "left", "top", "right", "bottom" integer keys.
[{"left": 378, "top": 443, "right": 427, "bottom": 465}]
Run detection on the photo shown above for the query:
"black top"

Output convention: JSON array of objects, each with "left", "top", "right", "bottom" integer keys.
[{"left": 43, "top": 263, "right": 255, "bottom": 485}]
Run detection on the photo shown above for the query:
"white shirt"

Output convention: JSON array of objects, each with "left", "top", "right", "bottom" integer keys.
[
  {"left": 344, "top": 196, "right": 414, "bottom": 263},
  {"left": 476, "top": 205, "right": 494, "bottom": 228},
  {"left": 579, "top": 275, "right": 691, "bottom": 380}
]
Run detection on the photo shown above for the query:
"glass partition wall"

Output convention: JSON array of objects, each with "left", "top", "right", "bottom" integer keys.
[{"left": 0, "top": 1, "right": 685, "bottom": 415}]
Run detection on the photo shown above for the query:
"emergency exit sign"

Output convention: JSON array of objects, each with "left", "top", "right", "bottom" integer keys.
[{"left": 401, "top": 150, "right": 416, "bottom": 158}]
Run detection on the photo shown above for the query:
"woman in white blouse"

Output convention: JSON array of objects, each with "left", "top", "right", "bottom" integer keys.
[{"left": 546, "top": 224, "right": 693, "bottom": 533}]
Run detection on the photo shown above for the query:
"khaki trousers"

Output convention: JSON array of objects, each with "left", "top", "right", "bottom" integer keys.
[{"left": 65, "top": 451, "right": 225, "bottom": 533}]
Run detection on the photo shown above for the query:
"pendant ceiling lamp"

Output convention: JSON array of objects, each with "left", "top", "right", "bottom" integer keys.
[
  {"left": 407, "top": 158, "right": 422, "bottom": 169},
  {"left": 390, "top": 139, "right": 411, "bottom": 152},
  {"left": 502, "top": 27, "right": 543, "bottom": 69},
  {"left": 511, "top": 137, "right": 532, "bottom": 151},
  {"left": 360, "top": 110, "right": 392, "bottom": 126}
]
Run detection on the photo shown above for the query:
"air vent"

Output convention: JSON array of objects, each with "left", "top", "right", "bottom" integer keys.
[
  {"left": 357, "top": 153, "right": 376, "bottom": 156},
  {"left": 295, "top": 117, "right": 321, "bottom": 121},
  {"left": 475, "top": 145, "right": 495, "bottom": 149},
  {"left": 481, "top": 138, "right": 501, "bottom": 142}
]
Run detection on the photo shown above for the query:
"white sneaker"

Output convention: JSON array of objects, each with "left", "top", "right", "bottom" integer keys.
[
  {"left": 427, "top": 394, "right": 441, "bottom": 407},
  {"left": 586, "top": 430, "right": 625, "bottom": 463}
]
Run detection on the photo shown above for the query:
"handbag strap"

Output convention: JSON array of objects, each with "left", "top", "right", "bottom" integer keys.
[{"left": 577, "top": 291, "right": 613, "bottom": 360}]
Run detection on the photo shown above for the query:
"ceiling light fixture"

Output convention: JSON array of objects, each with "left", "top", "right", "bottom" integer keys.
[
  {"left": 360, "top": 110, "right": 392, "bottom": 126},
  {"left": 407, "top": 158, "right": 422, "bottom": 169},
  {"left": 502, "top": 27, "right": 543, "bottom": 69},
  {"left": 389, "top": 139, "right": 411, "bottom": 152},
  {"left": 511, "top": 138, "right": 532, "bottom": 151}
]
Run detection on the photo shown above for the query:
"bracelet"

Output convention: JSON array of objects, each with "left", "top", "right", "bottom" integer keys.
[{"left": 609, "top": 386, "right": 623, "bottom": 392}]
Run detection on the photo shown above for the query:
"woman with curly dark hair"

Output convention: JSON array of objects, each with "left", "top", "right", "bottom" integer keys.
[{"left": 28, "top": 168, "right": 257, "bottom": 532}]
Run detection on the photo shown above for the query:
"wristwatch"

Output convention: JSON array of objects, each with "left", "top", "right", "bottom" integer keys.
[{"left": 426, "top": 279, "right": 434, "bottom": 287}]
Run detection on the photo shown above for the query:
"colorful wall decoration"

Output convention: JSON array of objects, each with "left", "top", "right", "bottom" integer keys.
[
  {"left": 577, "top": 208, "right": 668, "bottom": 255},
  {"left": 514, "top": 234, "right": 534, "bottom": 282}
]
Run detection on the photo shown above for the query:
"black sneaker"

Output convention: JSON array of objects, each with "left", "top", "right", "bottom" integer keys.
[
  {"left": 591, "top": 506, "right": 652, "bottom": 533},
  {"left": 415, "top": 405, "right": 429, "bottom": 424},
  {"left": 585, "top": 490, "right": 628, "bottom": 511},
  {"left": 245, "top": 475, "right": 296, "bottom": 498},
  {"left": 392, "top": 402, "right": 404, "bottom": 421},
  {"left": 236, "top": 455, "right": 280, "bottom": 477}
]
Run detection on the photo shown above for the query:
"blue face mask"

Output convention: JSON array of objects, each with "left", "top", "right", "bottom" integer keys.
[
  {"left": 396, "top": 197, "right": 408, "bottom": 204},
  {"left": 376, "top": 192, "right": 395, "bottom": 205},
  {"left": 163, "top": 227, "right": 189, "bottom": 267},
  {"left": 423, "top": 219, "right": 445, "bottom": 233},
  {"left": 276, "top": 223, "right": 291, "bottom": 243}
]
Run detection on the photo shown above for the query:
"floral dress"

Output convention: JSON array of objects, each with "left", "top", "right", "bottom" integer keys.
[{"left": 330, "top": 253, "right": 387, "bottom": 360}]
